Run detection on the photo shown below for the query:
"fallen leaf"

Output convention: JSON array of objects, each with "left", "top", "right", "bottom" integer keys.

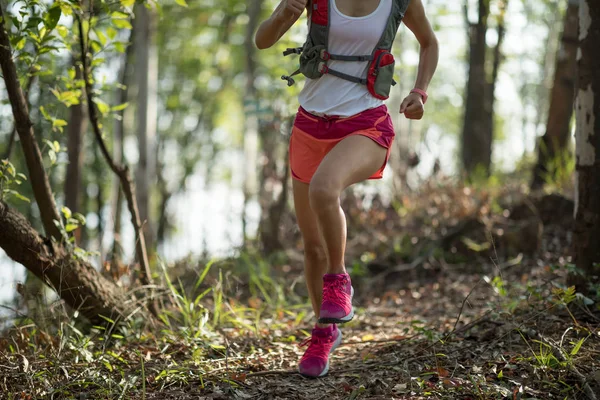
[
  {"left": 341, "top": 381, "right": 353, "bottom": 392},
  {"left": 393, "top": 383, "right": 408, "bottom": 393}
]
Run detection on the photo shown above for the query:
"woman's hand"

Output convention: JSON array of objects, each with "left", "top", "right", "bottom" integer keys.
[
  {"left": 255, "top": 0, "right": 308, "bottom": 49},
  {"left": 400, "top": 93, "right": 425, "bottom": 120},
  {"left": 280, "top": 0, "right": 308, "bottom": 20}
]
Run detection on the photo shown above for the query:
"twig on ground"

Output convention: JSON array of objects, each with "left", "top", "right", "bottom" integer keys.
[
  {"left": 342, "top": 334, "right": 418, "bottom": 346},
  {"left": 244, "top": 369, "right": 298, "bottom": 378},
  {"left": 446, "top": 276, "right": 486, "bottom": 340},
  {"left": 452, "top": 309, "right": 503, "bottom": 335}
]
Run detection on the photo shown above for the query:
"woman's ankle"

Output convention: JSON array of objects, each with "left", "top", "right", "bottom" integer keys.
[{"left": 326, "top": 266, "right": 347, "bottom": 275}]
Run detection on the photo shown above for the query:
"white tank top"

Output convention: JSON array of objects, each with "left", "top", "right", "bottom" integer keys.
[{"left": 298, "top": 0, "right": 392, "bottom": 118}]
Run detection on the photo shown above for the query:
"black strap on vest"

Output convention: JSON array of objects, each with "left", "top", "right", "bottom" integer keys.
[
  {"left": 283, "top": 47, "right": 303, "bottom": 56},
  {"left": 283, "top": 48, "right": 373, "bottom": 62},
  {"left": 328, "top": 54, "right": 373, "bottom": 62},
  {"left": 281, "top": 69, "right": 301, "bottom": 86},
  {"left": 324, "top": 68, "right": 367, "bottom": 85}
]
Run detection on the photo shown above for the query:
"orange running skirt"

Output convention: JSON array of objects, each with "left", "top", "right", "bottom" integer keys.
[{"left": 289, "top": 105, "right": 395, "bottom": 183}]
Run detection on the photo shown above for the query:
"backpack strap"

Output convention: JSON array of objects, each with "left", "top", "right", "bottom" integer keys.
[
  {"left": 327, "top": 53, "right": 373, "bottom": 62},
  {"left": 283, "top": 47, "right": 303, "bottom": 56},
  {"left": 320, "top": 64, "right": 397, "bottom": 86},
  {"left": 320, "top": 64, "right": 368, "bottom": 85},
  {"left": 375, "top": 0, "right": 411, "bottom": 50}
]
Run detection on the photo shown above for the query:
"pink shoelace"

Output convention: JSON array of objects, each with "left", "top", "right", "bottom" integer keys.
[
  {"left": 322, "top": 278, "right": 351, "bottom": 311},
  {"left": 299, "top": 334, "right": 334, "bottom": 361}
]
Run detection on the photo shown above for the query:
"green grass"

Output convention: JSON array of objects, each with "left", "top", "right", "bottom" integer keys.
[{"left": 0, "top": 249, "right": 311, "bottom": 399}]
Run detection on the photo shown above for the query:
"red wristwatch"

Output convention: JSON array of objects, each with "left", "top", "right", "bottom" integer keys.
[{"left": 410, "top": 88, "right": 428, "bottom": 104}]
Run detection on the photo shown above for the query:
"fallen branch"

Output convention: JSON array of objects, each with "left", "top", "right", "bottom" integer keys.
[
  {"left": 0, "top": 201, "right": 133, "bottom": 324},
  {"left": 451, "top": 309, "right": 501, "bottom": 335}
]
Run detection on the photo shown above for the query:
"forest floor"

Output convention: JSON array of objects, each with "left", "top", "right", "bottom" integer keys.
[{"left": 2, "top": 180, "right": 600, "bottom": 399}]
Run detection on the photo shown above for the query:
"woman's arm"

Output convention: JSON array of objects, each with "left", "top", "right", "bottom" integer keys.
[
  {"left": 399, "top": 0, "right": 439, "bottom": 119},
  {"left": 255, "top": 0, "right": 308, "bottom": 50}
]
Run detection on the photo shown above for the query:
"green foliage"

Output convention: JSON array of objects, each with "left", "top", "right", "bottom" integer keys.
[
  {"left": 159, "top": 259, "right": 212, "bottom": 337},
  {"left": 0, "top": 159, "right": 29, "bottom": 203},
  {"left": 542, "top": 148, "right": 575, "bottom": 189},
  {"left": 61, "top": 205, "right": 86, "bottom": 234}
]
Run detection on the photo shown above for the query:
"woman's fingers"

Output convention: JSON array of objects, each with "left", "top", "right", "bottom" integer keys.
[
  {"left": 399, "top": 97, "right": 410, "bottom": 113},
  {"left": 286, "top": 0, "right": 307, "bottom": 16},
  {"left": 404, "top": 101, "right": 424, "bottom": 120}
]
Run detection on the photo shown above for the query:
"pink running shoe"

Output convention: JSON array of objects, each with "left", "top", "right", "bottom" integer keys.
[
  {"left": 318, "top": 273, "right": 354, "bottom": 324},
  {"left": 298, "top": 324, "right": 342, "bottom": 378}
]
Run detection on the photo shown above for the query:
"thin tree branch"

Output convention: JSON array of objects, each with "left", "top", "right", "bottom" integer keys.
[
  {"left": 490, "top": 1, "right": 508, "bottom": 92},
  {"left": 76, "top": 12, "right": 156, "bottom": 313}
]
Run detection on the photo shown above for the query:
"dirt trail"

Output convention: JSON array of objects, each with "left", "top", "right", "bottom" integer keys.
[{"left": 156, "top": 264, "right": 598, "bottom": 400}]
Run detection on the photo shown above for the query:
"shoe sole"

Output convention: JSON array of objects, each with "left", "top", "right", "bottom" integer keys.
[
  {"left": 298, "top": 329, "right": 343, "bottom": 378},
  {"left": 317, "top": 307, "right": 354, "bottom": 324},
  {"left": 318, "top": 286, "right": 355, "bottom": 324}
]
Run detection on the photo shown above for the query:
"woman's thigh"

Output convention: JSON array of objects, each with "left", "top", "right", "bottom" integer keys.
[{"left": 311, "top": 135, "right": 389, "bottom": 191}]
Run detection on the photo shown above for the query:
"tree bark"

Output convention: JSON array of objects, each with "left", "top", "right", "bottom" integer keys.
[
  {"left": 64, "top": 52, "right": 88, "bottom": 232},
  {"left": 0, "top": 9, "right": 64, "bottom": 241},
  {"left": 0, "top": 201, "right": 132, "bottom": 324},
  {"left": 570, "top": 0, "right": 600, "bottom": 293},
  {"left": 462, "top": 0, "right": 492, "bottom": 176},
  {"left": 134, "top": 3, "right": 158, "bottom": 253},
  {"left": 532, "top": 0, "right": 579, "bottom": 189}
]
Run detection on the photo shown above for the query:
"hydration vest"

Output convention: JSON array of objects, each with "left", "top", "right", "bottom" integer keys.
[{"left": 281, "top": 0, "right": 411, "bottom": 100}]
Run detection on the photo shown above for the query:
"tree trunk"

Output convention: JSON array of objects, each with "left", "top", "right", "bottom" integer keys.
[
  {"left": 532, "top": 0, "right": 579, "bottom": 189},
  {"left": 134, "top": 3, "right": 158, "bottom": 253},
  {"left": 94, "top": 145, "right": 105, "bottom": 258},
  {"left": 570, "top": 0, "right": 600, "bottom": 294},
  {"left": 242, "top": 0, "right": 264, "bottom": 247},
  {"left": 108, "top": 35, "right": 133, "bottom": 268},
  {"left": 156, "top": 141, "right": 171, "bottom": 246},
  {"left": 0, "top": 10, "right": 64, "bottom": 242},
  {"left": 64, "top": 52, "right": 88, "bottom": 220},
  {"left": 485, "top": 3, "right": 507, "bottom": 163},
  {"left": 462, "top": 0, "right": 491, "bottom": 176},
  {"left": 0, "top": 201, "right": 132, "bottom": 324},
  {"left": 258, "top": 117, "right": 290, "bottom": 254}
]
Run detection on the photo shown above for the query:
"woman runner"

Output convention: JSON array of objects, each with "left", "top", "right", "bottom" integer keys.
[{"left": 255, "top": 0, "right": 438, "bottom": 377}]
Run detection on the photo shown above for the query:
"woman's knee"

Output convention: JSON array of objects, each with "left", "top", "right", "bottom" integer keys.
[{"left": 308, "top": 176, "right": 341, "bottom": 212}]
